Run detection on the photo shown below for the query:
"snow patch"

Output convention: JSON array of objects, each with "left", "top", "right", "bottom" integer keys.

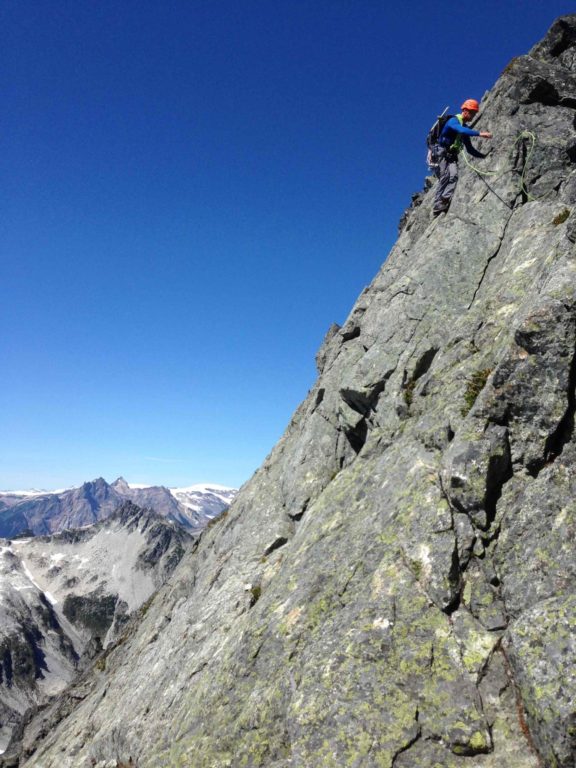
[
  {"left": 44, "top": 591, "right": 58, "bottom": 606},
  {"left": 0, "top": 488, "right": 69, "bottom": 497},
  {"left": 20, "top": 560, "right": 57, "bottom": 603},
  {"left": 21, "top": 560, "right": 43, "bottom": 592},
  {"left": 170, "top": 483, "right": 236, "bottom": 494}
]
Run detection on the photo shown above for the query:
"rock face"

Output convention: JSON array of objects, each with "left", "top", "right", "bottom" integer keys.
[
  {"left": 0, "top": 504, "right": 192, "bottom": 758},
  {"left": 10, "top": 14, "right": 576, "bottom": 768},
  {"left": 0, "top": 546, "right": 78, "bottom": 760}
]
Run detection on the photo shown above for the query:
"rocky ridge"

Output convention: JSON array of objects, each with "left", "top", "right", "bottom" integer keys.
[
  {"left": 0, "top": 504, "right": 192, "bottom": 758},
  {"left": 0, "top": 479, "right": 236, "bottom": 538},
  {"left": 9, "top": 15, "right": 576, "bottom": 768}
]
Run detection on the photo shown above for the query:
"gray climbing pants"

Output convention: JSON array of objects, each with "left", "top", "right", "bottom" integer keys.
[{"left": 433, "top": 147, "right": 459, "bottom": 213}]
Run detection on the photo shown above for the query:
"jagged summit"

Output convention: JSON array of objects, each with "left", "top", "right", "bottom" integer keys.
[
  {"left": 110, "top": 476, "right": 131, "bottom": 492},
  {"left": 530, "top": 14, "right": 576, "bottom": 65},
  {"left": 0, "top": 477, "right": 236, "bottom": 537},
  {"left": 7, "top": 15, "right": 576, "bottom": 768}
]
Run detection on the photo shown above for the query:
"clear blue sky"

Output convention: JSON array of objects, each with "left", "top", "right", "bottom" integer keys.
[{"left": 1, "top": 1, "right": 571, "bottom": 491}]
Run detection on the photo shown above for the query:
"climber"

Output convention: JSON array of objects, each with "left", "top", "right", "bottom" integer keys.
[{"left": 432, "top": 99, "right": 493, "bottom": 216}]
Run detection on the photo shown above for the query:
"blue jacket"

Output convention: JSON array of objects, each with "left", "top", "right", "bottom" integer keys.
[{"left": 438, "top": 115, "right": 485, "bottom": 158}]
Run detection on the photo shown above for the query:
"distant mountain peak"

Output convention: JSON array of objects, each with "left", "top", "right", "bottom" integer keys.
[
  {"left": 0, "top": 477, "right": 238, "bottom": 538},
  {"left": 111, "top": 476, "right": 131, "bottom": 491}
]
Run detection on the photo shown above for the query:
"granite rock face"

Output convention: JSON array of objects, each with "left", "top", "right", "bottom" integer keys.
[{"left": 12, "top": 15, "right": 576, "bottom": 768}]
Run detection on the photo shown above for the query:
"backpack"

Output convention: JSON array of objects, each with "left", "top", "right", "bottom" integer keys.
[
  {"left": 426, "top": 108, "right": 452, "bottom": 168},
  {"left": 426, "top": 114, "right": 453, "bottom": 150}
]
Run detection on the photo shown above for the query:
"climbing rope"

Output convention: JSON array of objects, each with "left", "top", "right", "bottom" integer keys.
[
  {"left": 517, "top": 130, "right": 538, "bottom": 201},
  {"left": 460, "top": 130, "right": 544, "bottom": 204}
]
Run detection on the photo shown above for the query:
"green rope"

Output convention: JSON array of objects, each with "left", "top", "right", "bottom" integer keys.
[
  {"left": 517, "top": 130, "right": 537, "bottom": 201},
  {"left": 460, "top": 130, "right": 543, "bottom": 203}
]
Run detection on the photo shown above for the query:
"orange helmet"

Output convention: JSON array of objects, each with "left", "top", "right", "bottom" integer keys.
[{"left": 461, "top": 99, "right": 480, "bottom": 112}]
